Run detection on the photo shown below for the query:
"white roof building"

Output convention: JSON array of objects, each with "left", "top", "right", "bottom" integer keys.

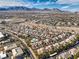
[
  {"left": 0, "top": 51, "right": 7, "bottom": 59},
  {"left": 0, "top": 32, "right": 4, "bottom": 38},
  {"left": 12, "top": 47, "right": 23, "bottom": 57},
  {"left": 4, "top": 43, "right": 17, "bottom": 51}
]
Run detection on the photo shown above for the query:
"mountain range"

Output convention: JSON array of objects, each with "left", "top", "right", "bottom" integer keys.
[
  {"left": 0, "top": 6, "right": 62, "bottom": 11},
  {"left": 0, "top": 6, "right": 73, "bottom": 14}
]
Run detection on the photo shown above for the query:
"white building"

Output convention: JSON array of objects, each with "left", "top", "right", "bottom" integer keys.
[
  {"left": 4, "top": 43, "right": 17, "bottom": 51},
  {"left": 0, "top": 51, "right": 7, "bottom": 59},
  {"left": 12, "top": 47, "right": 23, "bottom": 57},
  {"left": 0, "top": 32, "right": 4, "bottom": 39}
]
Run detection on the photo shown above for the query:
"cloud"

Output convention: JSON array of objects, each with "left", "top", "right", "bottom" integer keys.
[
  {"left": 60, "top": 4, "right": 79, "bottom": 12},
  {"left": 0, "top": 0, "right": 78, "bottom": 12},
  {"left": 56, "top": 0, "right": 79, "bottom": 12},
  {"left": 0, "top": 0, "right": 54, "bottom": 7},
  {"left": 56, "top": 0, "right": 79, "bottom": 4},
  {"left": 0, "top": 0, "right": 22, "bottom": 2},
  {"left": 0, "top": 1, "right": 31, "bottom": 7},
  {"left": 61, "top": 6, "right": 70, "bottom": 9}
]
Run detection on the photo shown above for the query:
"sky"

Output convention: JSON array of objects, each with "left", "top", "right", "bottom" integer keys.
[{"left": 0, "top": 0, "right": 79, "bottom": 11}]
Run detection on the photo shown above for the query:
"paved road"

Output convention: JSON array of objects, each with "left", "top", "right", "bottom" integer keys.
[
  {"left": 0, "top": 25, "right": 38, "bottom": 59},
  {"left": 4, "top": 29, "right": 38, "bottom": 59},
  {"left": 1, "top": 24, "right": 79, "bottom": 59}
]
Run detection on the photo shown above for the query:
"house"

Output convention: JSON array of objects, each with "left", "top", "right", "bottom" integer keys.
[
  {"left": 37, "top": 48, "right": 44, "bottom": 55},
  {"left": 45, "top": 45, "right": 52, "bottom": 52},
  {"left": 53, "top": 43, "right": 59, "bottom": 49},
  {"left": 31, "top": 38, "right": 38, "bottom": 43},
  {"left": 69, "top": 48, "right": 77, "bottom": 55},
  {"left": 12, "top": 47, "right": 23, "bottom": 57},
  {"left": 4, "top": 43, "right": 17, "bottom": 51}
]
